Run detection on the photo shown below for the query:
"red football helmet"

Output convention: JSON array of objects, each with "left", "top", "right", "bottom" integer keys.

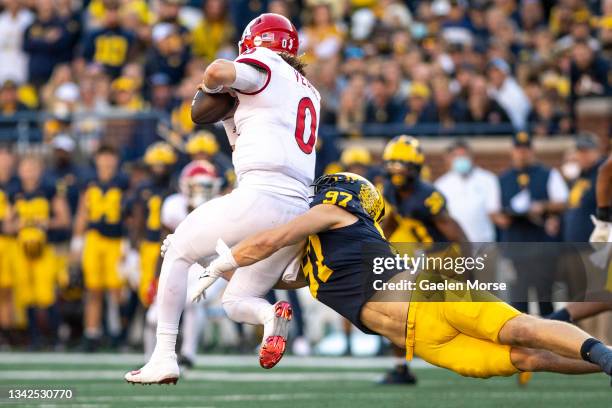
[
  {"left": 238, "top": 13, "right": 299, "bottom": 56},
  {"left": 179, "top": 160, "right": 222, "bottom": 209}
]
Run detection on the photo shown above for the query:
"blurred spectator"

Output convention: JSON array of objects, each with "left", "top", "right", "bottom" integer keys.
[
  {"left": 191, "top": 0, "right": 235, "bottom": 62},
  {"left": 171, "top": 77, "right": 199, "bottom": 135},
  {"left": 529, "top": 96, "right": 571, "bottom": 136},
  {"left": 23, "top": 0, "right": 70, "bottom": 87},
  {"left": 439, "top": 0, "right": 474, "bottom": 47},
  {"left": 313, "top": 58, "right": 341, "bottom": 125},
  {"left": 149, "top": 73, "right": 174, "bottom": 112},
  {"left": 80, "top": 0, "right": 135, "bottom": 78},
  {"left": 0, "top": 0, "right": 34, "bottom": 85},
  {"left": 300, "top": 3, "right": 344, "bottom": 63},
  {"left": 54, "top": 0, "right": 82, "bottom": 62},
  {"left": 419, "top": 79, "right": 468, "bottom": 127},
  {"left": 556, "top": 17, "right": 600, "bottom": 52},
  {"left": 495, "top": 132, "right": 568, "bottom": 315},
  {"left": 563, "top": 134, "right": 605, "bottom": 242},
  {"left": 569, "top": 39, "right": 611, "bottom": 101},
  {"left": 74, "top": 76, "right": 111, "bottom": 115},
  {"left": 0, "top": 80, "right": 29, "bottom": 118},
  {"left": 337, "top": 74, "right": 366, "bottom": 136},
  {"left": 487, "top": 58, "right": 531, "bottom": 130},
  {"left": 435, "top": 139, "right": 500, "bottom": 242},
  {"left": 365, "top": 77, "right": 403, "bottom": 125},
  {"left": 402, "top": 82, "right": 430, "bottom": 126},
  {"left": 549, "top": 0, "right": 592, "bottom": 38},
  {"left": 110, "top": 77, "right": 145, "bottom": 112},
  {"left": 40, "top": 65, "right": 73, "bottom": 111},
  {"left": 466, "top": 75, "right": 511, "bottom": 125},
  {"left": 145, "top": 23, "right": 190, "bottom": 85}
]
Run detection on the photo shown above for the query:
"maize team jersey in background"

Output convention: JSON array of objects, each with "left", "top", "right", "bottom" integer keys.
[{"left": 83, "top": 174, "right": 129, "bottom": 237}]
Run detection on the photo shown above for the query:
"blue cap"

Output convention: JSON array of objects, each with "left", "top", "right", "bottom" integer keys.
[
  {"left": 488, "top": 58, "right": 510, "bottom": 74},
  {"left": 344, "top": 46, "right": 365, "bottom": 60}
]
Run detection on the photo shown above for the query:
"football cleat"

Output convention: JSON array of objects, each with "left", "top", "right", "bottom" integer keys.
[
  {"left": 259, "top": 301, "right": 292, "bottom": 369},
  {"left": 378, "top": 364, "right": 418, "bottom": 385},
  {"left": 124, "top": 356, "right": 180, "bottom": 385}
]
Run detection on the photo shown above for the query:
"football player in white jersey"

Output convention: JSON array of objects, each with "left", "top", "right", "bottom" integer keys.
[
  {"left": 126, "top": 13, "right": 321, "bottom": 384},
  {"left": 143, "top": 161, "right": 226, "bottom": 368}
]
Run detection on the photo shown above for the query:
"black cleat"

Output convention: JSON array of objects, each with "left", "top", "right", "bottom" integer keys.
[
  {"left": 378, "top": 365, "right": 417, "bottom": 385},
  {"left": 177, "top": 355, "right": 194, "bottom": 370}
]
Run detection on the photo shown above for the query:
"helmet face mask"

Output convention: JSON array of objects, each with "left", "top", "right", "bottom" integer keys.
[
  {"left": 385, "top": 160, "right": 421, "bottom": 190},
  {"left": 239, "top": 13, "right": 299, "bottom": 56},
  {"left": 185, "top": 178, "right": 221, "bottom": 209},
  {"left": 179, "top": 160, "right": 222, "bottom": 209},
  {"left": 383, "top": 135, "right": 425, "bottom": 190}
]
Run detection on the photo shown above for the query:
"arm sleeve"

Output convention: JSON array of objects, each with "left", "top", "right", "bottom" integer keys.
[
  {"left": 230, "top": 60, "right": 268, "bottom": 94},
  {"left": 547, "top": 168, "right": 569, "bottom": 203}
]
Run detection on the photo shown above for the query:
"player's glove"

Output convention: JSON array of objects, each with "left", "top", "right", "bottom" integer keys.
[
  {"left": 589, "top": 215, "right": 612, "bottom": 243},
  {"left": 160, "top": 234, "right": 173, "bottom": 258},
  {"left": 190, "top": 239, "right": 238, "bottom": 303}
]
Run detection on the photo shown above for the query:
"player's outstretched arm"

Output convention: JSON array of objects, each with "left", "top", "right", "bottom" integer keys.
[
  {"left": 190, "top": 204, "right": 356, "bottom": 302},
  {"left": 232, "top": 204, "right": 353, "bottom": 267}
]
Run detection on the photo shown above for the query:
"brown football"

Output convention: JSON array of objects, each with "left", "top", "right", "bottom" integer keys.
[{"left": 190, "top": 89, "right": 238, "bottom": 124}]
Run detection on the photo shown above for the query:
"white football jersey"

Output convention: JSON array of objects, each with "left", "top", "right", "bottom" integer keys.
[{"left": 232, "top": 47, "right": 321, "bottom": 199}]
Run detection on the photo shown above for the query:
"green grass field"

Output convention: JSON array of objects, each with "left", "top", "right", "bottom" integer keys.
[{"left": 0, "top": 353, "right": 608, "bottom": 407}]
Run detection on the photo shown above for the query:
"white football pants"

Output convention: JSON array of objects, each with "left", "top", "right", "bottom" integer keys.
[{"left": 155, "top": 186, "right": 308, "bottom": 346}]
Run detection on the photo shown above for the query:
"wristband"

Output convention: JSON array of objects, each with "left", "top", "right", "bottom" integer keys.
[
  {"left": 596, "top": 207, "right": 611, "bottom": 222},
  {"left": 202, "top": 83, "right": 223, "bottom": 94},
  {"left": 208, "top": 251, "right": 239, "bottom": 275}
]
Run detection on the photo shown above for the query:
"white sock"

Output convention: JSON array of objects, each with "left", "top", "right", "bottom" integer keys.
[
  {"left": 222, "top": 295, "right": 273, "bottom": 326},
  {"left": 180, "top": 304, "right": 203, "bottom": 361},
  {"left": 106, "top": 294, "right": 121, "bottom": 337},
  {"left": 150, "top": 245, "right": 191, "bottom": 361},
  {"left": 152, "top": 322, "right": 178, "bottom": 361}
]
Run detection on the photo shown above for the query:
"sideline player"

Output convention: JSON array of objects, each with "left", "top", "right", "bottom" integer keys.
[
  {"left": 194, "top": 172, "right": 612, "bottom": 382},
  {"left": 379, "top": 135, "right": 468, "bottom": 384},
  {"left": 144, "top": 160, "right": 226, "bottom": 368},
  {"left": 72, "top": 145, "right": 129, "bottom": 351},
  {"left": 125, "top": 13, "right": 321, "bottom": 384}
]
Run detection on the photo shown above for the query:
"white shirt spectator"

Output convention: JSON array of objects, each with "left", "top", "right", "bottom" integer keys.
[
  {"left": 489, "top": 77, "right": 531, "bottom": 130},
  {"left": 0, "top": 8, "right": 34, "bottom": 84},
  {"left": 435, "top": 166, "right": 501, "bottom": 242}
]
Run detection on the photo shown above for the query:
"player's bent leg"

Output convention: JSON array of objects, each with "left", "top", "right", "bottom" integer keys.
[
  {"left": 499, "top": 313, "right": 612, "bottom": 376},
  {"left": 500, "top": 314, "right": 591, "bottom": 360},
  {"left": 360, "top": 301, "right": 409, "bottom": 349},
  {"left": 510, "top": 347, "right": 601, "bottom": 374}
]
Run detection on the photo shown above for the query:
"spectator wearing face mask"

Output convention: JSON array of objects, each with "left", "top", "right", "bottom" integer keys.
[
  {"left": 434, "top": 139, "right": 501, "bottom": 243},
  {"left": 563, "top": 133, "right": 605, "bottom": 242}
]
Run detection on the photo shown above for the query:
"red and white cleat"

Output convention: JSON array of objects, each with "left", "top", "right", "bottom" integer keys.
[
  {"left": 124, "top": 356, "right": 180, "bottom": 385},
  {"left": 259, "top": 301, "right": 292, "bottom": 369}
]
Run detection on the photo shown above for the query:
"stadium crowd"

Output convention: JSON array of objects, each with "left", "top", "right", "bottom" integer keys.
[
  {"left": 0, "top": 0, "right": 610, "bottom": 361},
  {"left": 0, "top": 0, "right": 609, "bottom": 140}
]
